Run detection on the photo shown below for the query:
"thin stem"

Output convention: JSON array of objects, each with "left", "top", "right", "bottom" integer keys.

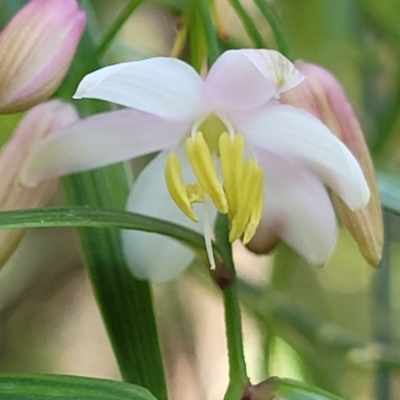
[
  {"left": 252, "top": 0, "right": 294, "bottom": 60},
  {"left": 198, "top": 0, "right": 220, "bottom": 65},
  {"left": 214, "top": 215, "right": 248, "bottom": 400},
  {"left": 228, "top": 0, "right": 265, "bottom": 48},
  {"left": 223, "top": 282, "right": 248, "bottom": 384},
  {"left": 373, "top": 211, "right": 392, "bottom": 400},
  {"left": 372, "top": 71, "right": 400, "bottom": 156},
  {"left": 97, "top": 0, "right": 144, "bottom": 56}
]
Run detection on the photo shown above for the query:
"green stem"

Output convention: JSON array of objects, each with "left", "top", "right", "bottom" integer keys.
[
  {"left": 198, "top": 0, "right": 220, "bottom": 65},
  {"left": 252, "top": 0, "right": 294, "bottom": 60},
  {"left": 214, "top": 215, "right": 248, "bottom": 400},
  {"left": 97, "top": 0, "right": 144, "bottom": 56},
  {"left": 373, "top": 211, "right": 392, "bottom": 400},
  {"left": 223, "top": 282, "right": 248, "bottom": 385},
  {"left": 372, "top": 71, "right": 400, "bottom": 156},
  {"left": 228, "top": 0, "right": 265, "bottom": 48}
]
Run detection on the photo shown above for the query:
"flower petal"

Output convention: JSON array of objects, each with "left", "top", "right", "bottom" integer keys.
[
  {"left": 233, "top": 105, "right": 370, "bottom": 210},
  {"left": 74, "top": 58, "right": 210, "bottom": 121},
  {"left": 205, "top": 49, "right": 303, "bottom": 111},
  {"left": 22, "top": 109, "right": 190, "bottom": 186},
  {"left": 122, "top": 149, "right": 207, "bottom": 282},
  {"left": 248, "top": 151, "right": 337, "bottom": 265}
]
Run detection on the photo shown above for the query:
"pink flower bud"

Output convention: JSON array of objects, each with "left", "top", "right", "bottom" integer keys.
[
  {"left": 0, "top": 100, "right": 79, "bottom": 266},
  {"left": 0, "top": 0, "right": 86, "bottom": 114},
  {"left": 281, "top": 62, "right": 383, "bottom": 267}
]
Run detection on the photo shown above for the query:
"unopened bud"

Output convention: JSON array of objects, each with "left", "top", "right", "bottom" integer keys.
[
  {"left": 0, "top": 0, "right": 86, "bottom": 113},
  {"left": 281, "top": 62, "right": 383, "bottom": 267},
  {"left": 0, "top": 100, "right": 79, "bottom": 266}
]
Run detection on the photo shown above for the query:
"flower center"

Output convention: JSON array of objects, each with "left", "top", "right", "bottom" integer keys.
[{"left": 165, "top": 114, "right": 264, "bottom": 246}]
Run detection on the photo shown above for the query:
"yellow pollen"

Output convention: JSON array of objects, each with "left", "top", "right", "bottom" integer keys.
[
  {"left": 165, "top": 153, "right": 199, "bottom": 222},
  {"left": 186, "top": 132, "right": 228, "bottom": 214}
]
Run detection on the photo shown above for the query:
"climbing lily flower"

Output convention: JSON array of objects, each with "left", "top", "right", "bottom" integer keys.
[
  {"left": 22, "top": 50, "right": 370, "bottom": 282},
  {"left": 0, "top": 0, "right": 86, "bottom": 114}
]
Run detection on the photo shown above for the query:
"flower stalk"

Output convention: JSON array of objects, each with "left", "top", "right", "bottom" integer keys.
[{"left": 214, "top": 214, "right": 249, "bottom": 400}]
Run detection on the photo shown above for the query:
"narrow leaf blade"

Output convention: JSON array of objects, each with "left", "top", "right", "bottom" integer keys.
[{"left": 0, "top": 374, "right": 157, "bottom": 400}]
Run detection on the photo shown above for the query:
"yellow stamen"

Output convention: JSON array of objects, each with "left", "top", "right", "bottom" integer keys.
[
  {"left": 243, "top": 173, "right": 264, "bottom": 244},
  {"left": 229, "top": 160, "right": 264, "bottom": 242},
  {"left": 219, "top": 132, "right": 245, "bottom": 218},
  {"left": 186, "top": 132, "right": 228, "bottom": 214},
  {"left": 165, "top": 153, "right": 199, "bottom": 222},
  {"left": 164, "top": 114, "right": 265, "bottom": 255}
]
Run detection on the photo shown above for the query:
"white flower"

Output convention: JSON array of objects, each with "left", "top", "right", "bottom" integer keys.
[{"left": 22, "top": 49, "right": 370, "bottom": 282}]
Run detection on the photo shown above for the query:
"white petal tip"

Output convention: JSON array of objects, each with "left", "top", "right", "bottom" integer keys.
[
  {"left": 72, "top": 83, "right": 87, "bottom": 99},
  {"left": 346, "top": 183, "right": 371, "bottom": 211}
]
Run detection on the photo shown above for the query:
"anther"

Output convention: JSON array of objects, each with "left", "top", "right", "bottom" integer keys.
[
  {"left": 219, "top": 132, "right": 245, "bottom": 218},
  {"left": 165, "top": 153, "right": 199, "bottom": 222},
  {"left": 186, "top": 132, "right": 228, "bottom": 214},
  {"left": 243, "top": 173, "right": 264, "bottom": 244},
  {"left": 229, "top": 160, "right": 264, "bottom": 242}
]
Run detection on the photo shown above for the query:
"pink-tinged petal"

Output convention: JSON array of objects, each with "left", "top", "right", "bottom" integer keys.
[
  {"left": 22, "top": 109, "right": 190, "bottom": 186},
  {"left": 0, "top": 0, "right": 85, "bottom": 113},
  {"left": 248, "top": 151, "right": 337, "bottom": 265},
  {"left": 122, "top": 149, "right": 206, "bottom": 282},
  {"left": 233, "top": 105, "right": 370, "bottom": 210},
  {"left": 205, "top": 49, "right": 303, "bottom": 111},
  {"left": 74, "top": 58, "right": 210, "bottom": 121},
  {"left": 0, "top": 100, "right": 79, "bottom": 266}
]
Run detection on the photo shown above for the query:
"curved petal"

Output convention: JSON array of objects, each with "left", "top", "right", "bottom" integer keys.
[
  {"left": 249, "top": 150, "right": 337, "bottom": 265},
  {"left": 233, "top": 105, "right": 370, "bottom": 210},
  {"left": 205, "top": 49, "right": 303, "bottom": 111},
  {"left": 22, "top": 109, "right": 190, "bottom": 186},
  {"left": 122, "top": 148, "right": 209, "bottom": 283},
  {"left": 74, "top": 58, "right": 211, "bottom": 121}
]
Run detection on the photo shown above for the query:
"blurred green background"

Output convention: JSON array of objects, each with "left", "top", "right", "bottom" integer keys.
[{"left": 1, "top": 0, "right": 400, "bottom": 399}]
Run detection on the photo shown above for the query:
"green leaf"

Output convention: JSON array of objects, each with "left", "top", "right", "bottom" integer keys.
[
  {"left": 52, "top": 4, "right": 169, "bottom": 397},
  {"left": 0, "top": 374, "right": 157, "bottom": 400},
  {"left": 378, "top": 172, "right": 400, "bottom": 216},
  {"left": 257, "top": 377, "right": 345, "bottom": 400},
  {"left": 0, "top": 206, "right": 210, "bottom": 256}
]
